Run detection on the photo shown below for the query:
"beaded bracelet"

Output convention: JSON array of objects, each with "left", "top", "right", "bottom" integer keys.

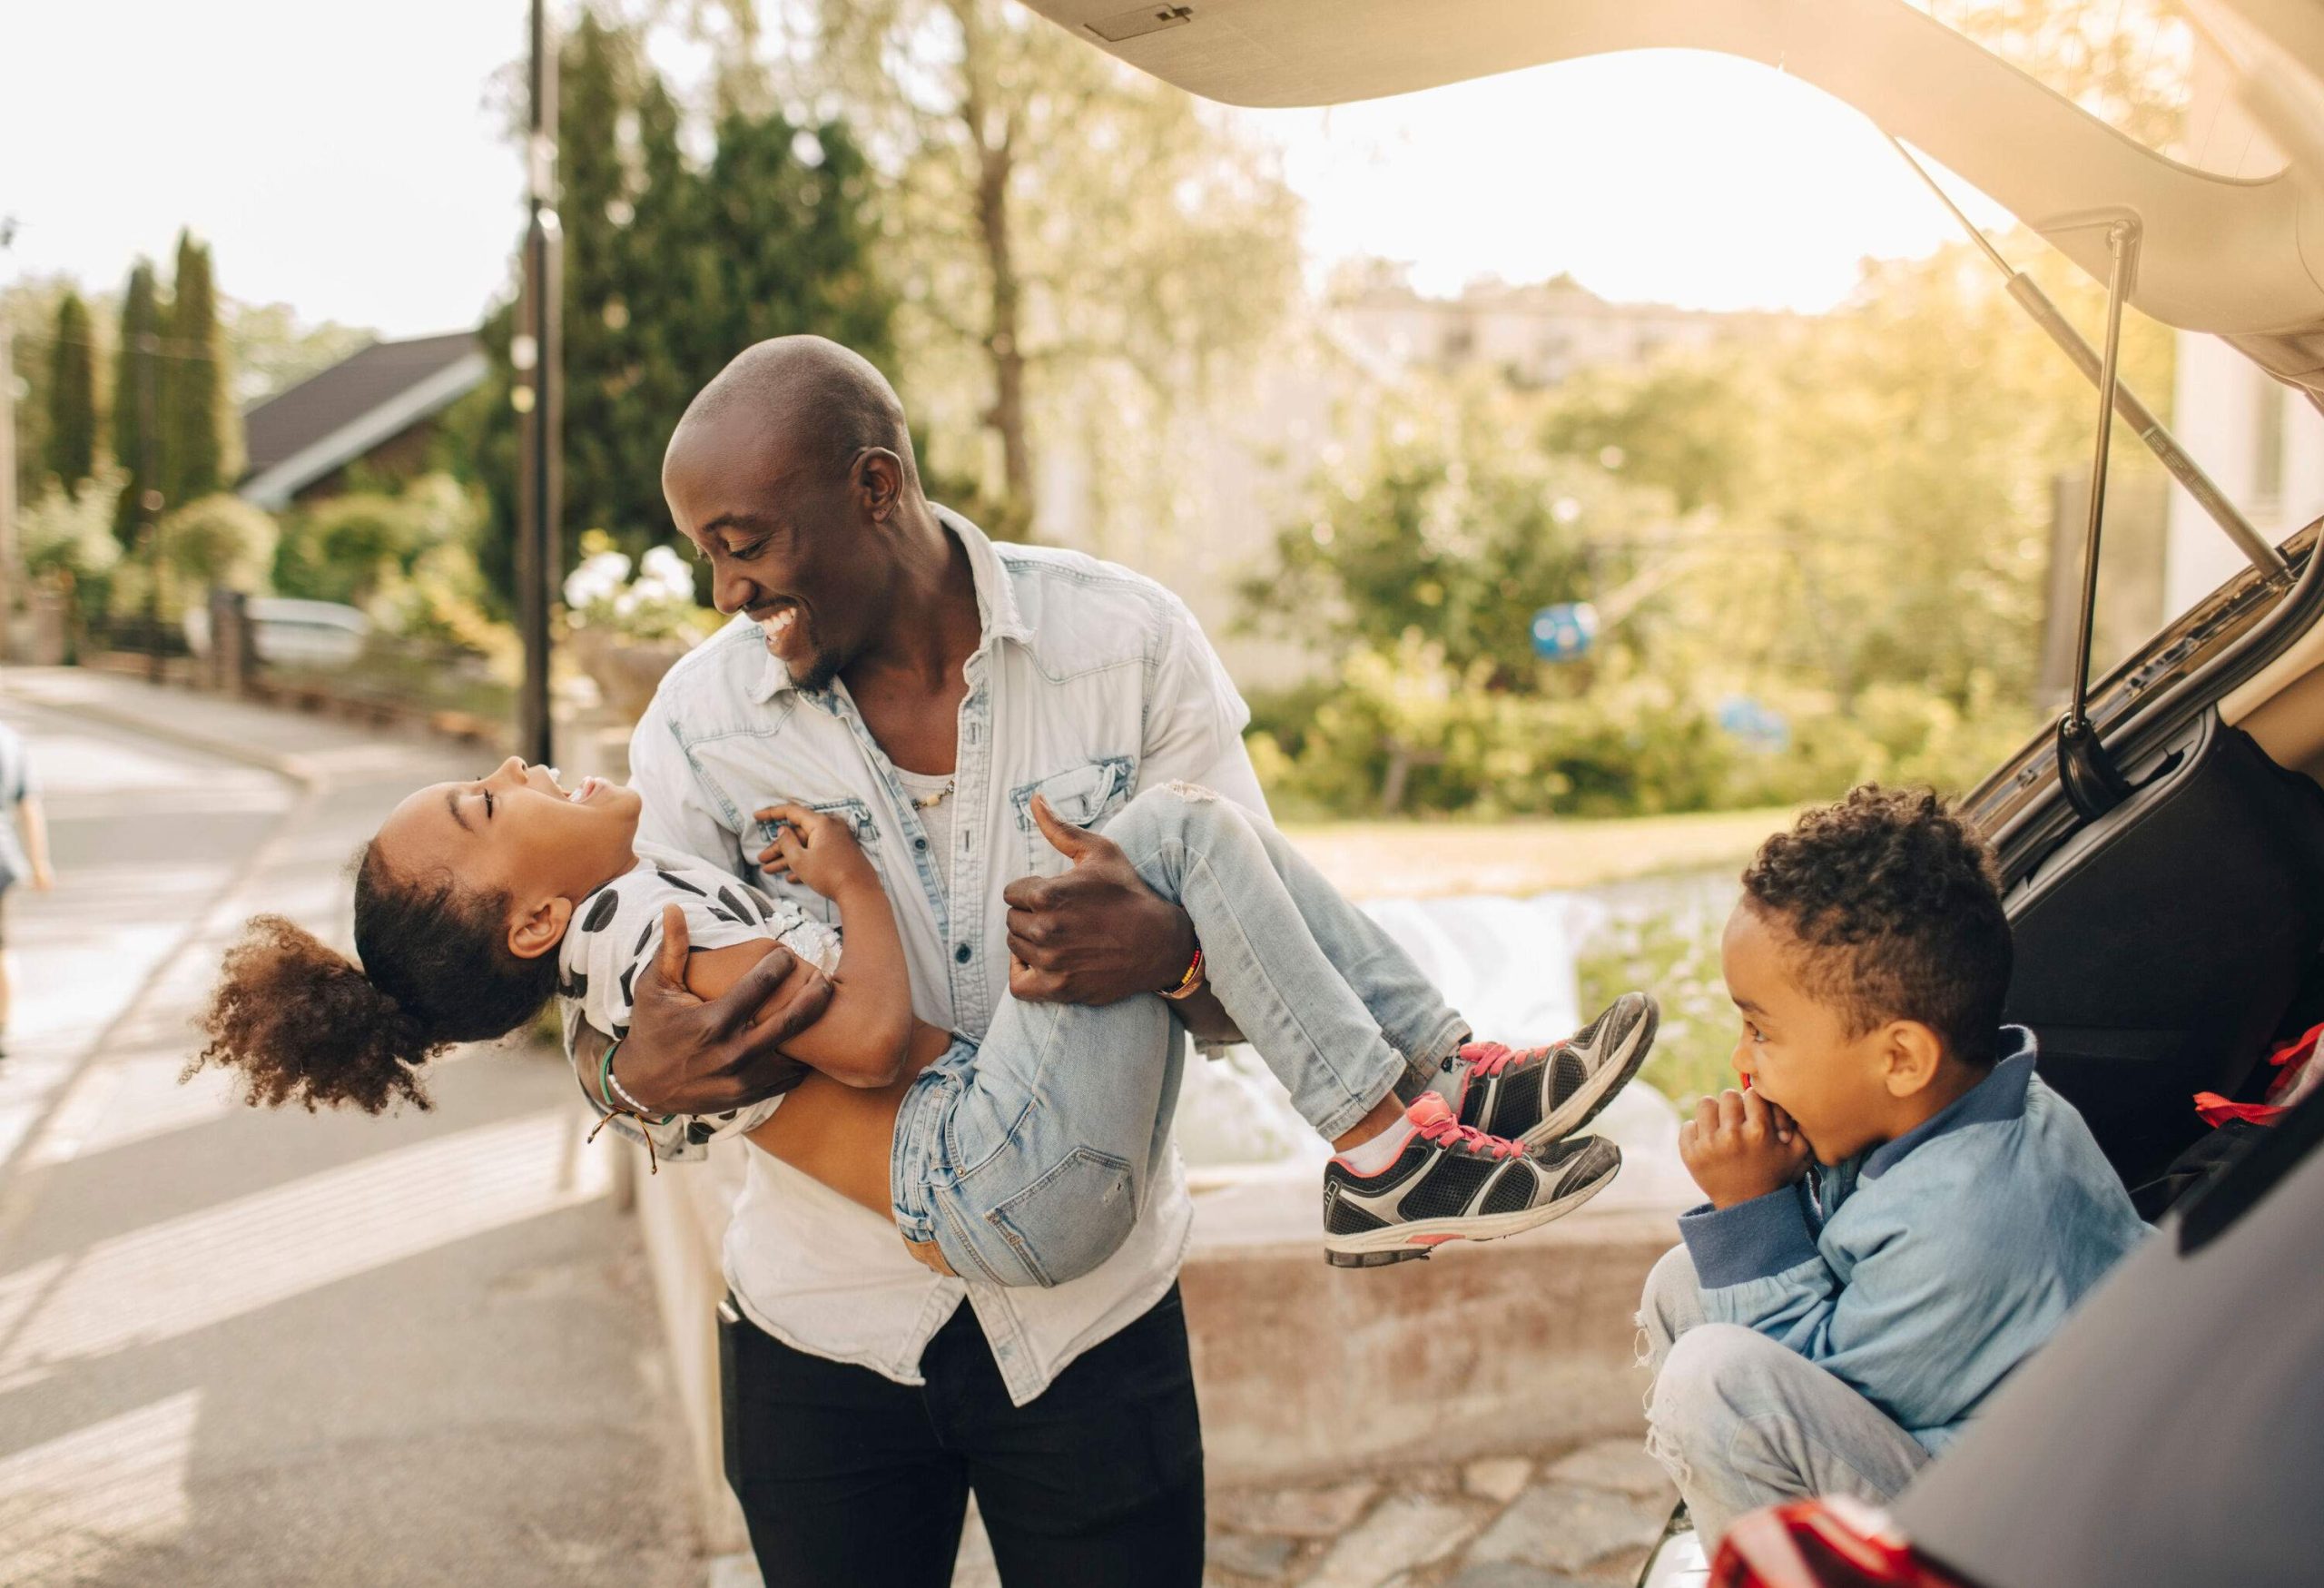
[{"left": 1158, "top": 946, "right": 1206, "bottom": 1002}]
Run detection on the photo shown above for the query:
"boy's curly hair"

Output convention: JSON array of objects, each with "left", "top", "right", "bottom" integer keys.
[
  {"left": 1741, "top": 784, "right": 2013, "bottom": 1064},
  {"left": 189, "top": 843, "right": 562, "bottom": 1113}
]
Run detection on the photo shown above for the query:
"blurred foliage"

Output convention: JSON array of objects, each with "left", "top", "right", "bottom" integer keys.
[
  {"left": 160, "top": 231, "right": 235, "bottom": 509},
  {"left": 1240, "top": 380, "right": 1656, "bottom": 690},
  {"left": 1577, "top": 883, "right": 1743, "bottom": 1108},
  {"left": 17, "top": 464, "right": 124, "bottom": 638},
  {"left": 1931, "top": 0, "right": 2190, "bottom": 153},
  {"left": 275, "top": 474, "right": 484, "bottom": 612},
  {"left": 44, "top": 291, "right": 98, "bottom": 498},
  {"left": 111, "top": 261, "right": 162, "bottom": 546},
  {"left": 1243, "top": 239, "right": 2169, "bottom": 817},
  {"left": 156, "top": 493, "right": 276, "bottom": 595},
  {"left": 776, "top": 0, "right": 1301, "bottom": 539}
]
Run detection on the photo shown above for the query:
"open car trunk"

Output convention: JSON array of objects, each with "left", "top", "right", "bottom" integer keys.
[{"left": 2001, "top": 709, "right": 2324, "bottom": 1192}]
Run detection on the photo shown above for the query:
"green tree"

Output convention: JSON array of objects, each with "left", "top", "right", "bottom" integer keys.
[
  {"left": 43, "top": 291, "right": 98, "bottom": 498},
  {"left": 787, "top": 0, "right": 1300, "bottom": 537},
  {"left": 464, "top": 12, "right": 896, "bottom": 607},
  {"left": 278, "top": 474, "right": 483, "bottom": 609},
  {"left": 111, "top": 260, "right": 162, "bottom": 545},
  {"left": 162, "top": 231, "right": 234, "bottom": 509},
  {"left": 1244, "top": 380, "right": 1666, "bottom": 690}
]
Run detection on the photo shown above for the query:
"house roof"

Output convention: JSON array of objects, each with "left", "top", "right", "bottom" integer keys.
[{"left": 239, "top": 331, "right": 487, "bottom": 508}]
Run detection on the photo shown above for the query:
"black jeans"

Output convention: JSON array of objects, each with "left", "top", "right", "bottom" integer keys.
[{"left": 724, "top": 1284, "right": 1206, "bottom": 1587}]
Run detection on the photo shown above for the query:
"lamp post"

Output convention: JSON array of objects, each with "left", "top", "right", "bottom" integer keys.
[
  {"left": 514, "top": 0, "right": 563, "bottom": 767},
  {"left": 0, "top": 216, "right": 17, "bottom": 666}
]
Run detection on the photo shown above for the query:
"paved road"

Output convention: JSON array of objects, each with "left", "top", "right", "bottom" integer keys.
[{"left": 0, "top": 672, "right": 695, "bottom": 1587}]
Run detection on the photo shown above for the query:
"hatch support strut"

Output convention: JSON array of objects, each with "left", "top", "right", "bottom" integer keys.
[
  {"left": 1887, "top": 135, "right": 2290, "bottom": 585},
  {"left": 2048, "top": 219, "right": 2143, "bottom": 818}
]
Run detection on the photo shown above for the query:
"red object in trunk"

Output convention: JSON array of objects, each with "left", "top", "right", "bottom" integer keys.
[{"left": 1710, "top": 1497, "right": 1984, "bottom": 1588}]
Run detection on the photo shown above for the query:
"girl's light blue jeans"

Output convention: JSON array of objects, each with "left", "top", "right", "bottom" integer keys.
[{"left": 891, "top": 784, "right": 1470, "bottom": 1287}]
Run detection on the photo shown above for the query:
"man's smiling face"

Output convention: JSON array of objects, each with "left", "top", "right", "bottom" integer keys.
[{"left": 660, "top": 410, "right": 887, "bottom": 694}]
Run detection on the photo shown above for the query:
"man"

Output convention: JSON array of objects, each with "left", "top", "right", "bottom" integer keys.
[{"left": 576, "top": 338, "right": 1397, "bottom": 1585}]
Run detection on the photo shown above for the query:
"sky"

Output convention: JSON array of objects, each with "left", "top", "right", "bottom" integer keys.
[{"left": 1, "top": 6, "right": 2012, "bottom": 339}]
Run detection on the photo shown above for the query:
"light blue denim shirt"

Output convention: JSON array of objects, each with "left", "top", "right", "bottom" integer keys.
[
  {"left": 1676, "top": 1029, "right": 2149, "bottom": 1454},
  {"left": 617, "top": 507, "right": 1265, "bottom": 1405}
]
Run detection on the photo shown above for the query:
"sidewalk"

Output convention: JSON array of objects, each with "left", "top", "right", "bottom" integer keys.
[{"left": 0, "top": 669, "right": 696, "bottom": 1587}]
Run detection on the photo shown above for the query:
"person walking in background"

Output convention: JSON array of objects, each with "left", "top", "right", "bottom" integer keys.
[{"left": 0, "top": 720, "right": 55, "bottom": 1061}]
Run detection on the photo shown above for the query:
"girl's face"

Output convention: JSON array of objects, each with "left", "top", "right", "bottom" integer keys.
[{"left": 375, "top": 760, "right": 642, "bottom": 952}]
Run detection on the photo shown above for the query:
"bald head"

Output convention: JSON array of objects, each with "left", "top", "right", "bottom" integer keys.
[{"left": 667, "top": 335, "right": 919, "bottom": 495}]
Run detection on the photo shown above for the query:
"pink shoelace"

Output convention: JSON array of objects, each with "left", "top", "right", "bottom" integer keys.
[
  {"left": 1459, "top": 1039, "right": 1561, "bottom": 1080},
  {"left": 1407, "top": 1094, "right": 1526, "bottom": 1160}
]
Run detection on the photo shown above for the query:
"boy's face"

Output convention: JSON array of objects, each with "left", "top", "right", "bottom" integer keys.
[
  {"left": 377, "top": 758, "right": 642, "bottom": 933},
  {"left": 1719, "top": 901, "right": 1903, "bottom": 1165}
]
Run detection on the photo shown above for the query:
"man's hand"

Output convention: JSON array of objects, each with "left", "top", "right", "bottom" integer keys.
[
  {"left": 1004, "top": 794, "right": 1196, "bottom": 1006},
  {"left": 593, "top": 904, "right": 833, "bottom": 1115},
  {"left": 1679, "top": 1089, "right": 1812, "bottom": 1210}
]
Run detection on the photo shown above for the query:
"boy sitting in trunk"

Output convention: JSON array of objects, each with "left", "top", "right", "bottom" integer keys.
[{"left": 1638, "top": 785, "right": 2146, "bottom": 1541}]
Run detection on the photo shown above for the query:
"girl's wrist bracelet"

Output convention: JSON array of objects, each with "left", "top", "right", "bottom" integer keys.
[{"left": 1158, "top": 946, "right": 1206, "bottom": 1001}]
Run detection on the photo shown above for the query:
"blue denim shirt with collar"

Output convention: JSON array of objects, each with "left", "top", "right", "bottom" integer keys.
[
  {"left": 1676, "top": 1028, "right": 2149, "bottom": 1453},
  {"left": 615, "top": 506, "right": 1265, "bottom": 1405}
]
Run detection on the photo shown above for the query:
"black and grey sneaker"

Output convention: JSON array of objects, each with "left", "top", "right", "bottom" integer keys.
[
  {"left": 1435, "top": 991, "right": 1660, "bottom": 1149},
  {"left": 1322, "top": 1094, "right": 1622, "bottom": 1268}
]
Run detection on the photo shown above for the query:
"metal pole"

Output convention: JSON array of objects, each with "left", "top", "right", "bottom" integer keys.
[
  {"left": 1886, "top": 134, "right": 2288, "bottom": 580},
  {"left": 515, "top": 0, "right": 563, "bottom": 768},
  {"left": 0, "top": 217, "right": 17, "bottom": 666},
  {"left": 138, "top": 330, "right": 163, "bottom": 685}
]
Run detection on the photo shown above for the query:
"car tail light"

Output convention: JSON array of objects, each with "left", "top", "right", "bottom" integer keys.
[{"left": 1710, "top": 1496, "right": 1984, "bottom": 1588}]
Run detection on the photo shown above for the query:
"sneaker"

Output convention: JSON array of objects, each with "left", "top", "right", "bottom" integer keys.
[
  {"left": 1322, "top": 1094, "right": 1622, "bottom": 1268},
  {"left": 1438, "top": 991, "right": 1659, "bottom": 1149}
]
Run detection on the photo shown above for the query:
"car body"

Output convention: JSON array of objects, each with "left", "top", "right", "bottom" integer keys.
[
  {"left": 1023, "top": 3, "right": 2324, "bottom": 1583},
  {"left": 182, "top": 597, "right": 370, "bottom": 670}
]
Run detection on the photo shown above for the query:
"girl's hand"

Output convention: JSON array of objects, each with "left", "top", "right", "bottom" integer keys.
[{"left": 755, "top": 803, "right": 878, "bottom": 900}]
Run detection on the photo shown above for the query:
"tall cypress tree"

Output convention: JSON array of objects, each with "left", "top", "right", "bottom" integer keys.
[
  {"left": 44, "top": 291, "right": 98, "bottom": 498},
  {"left": 467, "top": 16, "right": 896, "bottom": 608},
  {"left": 112, "top": 261, "right": 162, "bottom": 545},
  {"left": 162, "top": 231, "right": 229, "bottom": 508}
]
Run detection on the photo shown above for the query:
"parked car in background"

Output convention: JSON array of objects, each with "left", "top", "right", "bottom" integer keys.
[
  {"left": 182, "top": 597, "right": 369, "bottom": 670},
  {"left": 1027, "top": 3, "right": 2324, "bottom": 1584}
]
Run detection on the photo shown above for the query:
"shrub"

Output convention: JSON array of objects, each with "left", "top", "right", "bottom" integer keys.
[{"left": 157, "top": 493, "right": 278, "bottom": 595}]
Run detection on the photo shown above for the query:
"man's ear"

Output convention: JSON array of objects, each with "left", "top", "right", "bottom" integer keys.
[
  {"left": 507, "top": 894, "right": 575, "bottom": 962},
  {"left": 856, "top": 449, "right": 903, "bottom": 520},
  {"left": 1880, "top": 1020, "right": 1945, "bottom": 1099}
]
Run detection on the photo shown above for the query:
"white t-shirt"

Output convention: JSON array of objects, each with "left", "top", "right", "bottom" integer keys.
[{"left": 558, "top": 843, "right": 842, "bottom": 1155}]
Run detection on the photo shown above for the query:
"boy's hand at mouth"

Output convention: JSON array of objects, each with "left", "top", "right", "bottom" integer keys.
[{"left": 1680, "top": 1088, "right": 1813, "bottom": 1209}]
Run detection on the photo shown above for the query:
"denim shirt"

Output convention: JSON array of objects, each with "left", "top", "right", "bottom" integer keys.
[
  {"left": 1676, "top": 1029, "right": 2149, "bottom": 1454},
  {"left": 616, "top": 507, "right": 1265, "bottom": 1406}
]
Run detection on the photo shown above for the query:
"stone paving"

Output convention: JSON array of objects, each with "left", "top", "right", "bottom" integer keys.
[{"left": 944, "top": 1435, "right": 1677, "bottom": 1588}]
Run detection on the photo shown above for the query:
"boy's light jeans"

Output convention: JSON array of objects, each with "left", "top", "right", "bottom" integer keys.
[
  {"left": 1639, "top": 1245, "right": 1932, "bottom": 1543},
  {"left": 892, "top": 784, "right": 1469, "bottom": 1288}
]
